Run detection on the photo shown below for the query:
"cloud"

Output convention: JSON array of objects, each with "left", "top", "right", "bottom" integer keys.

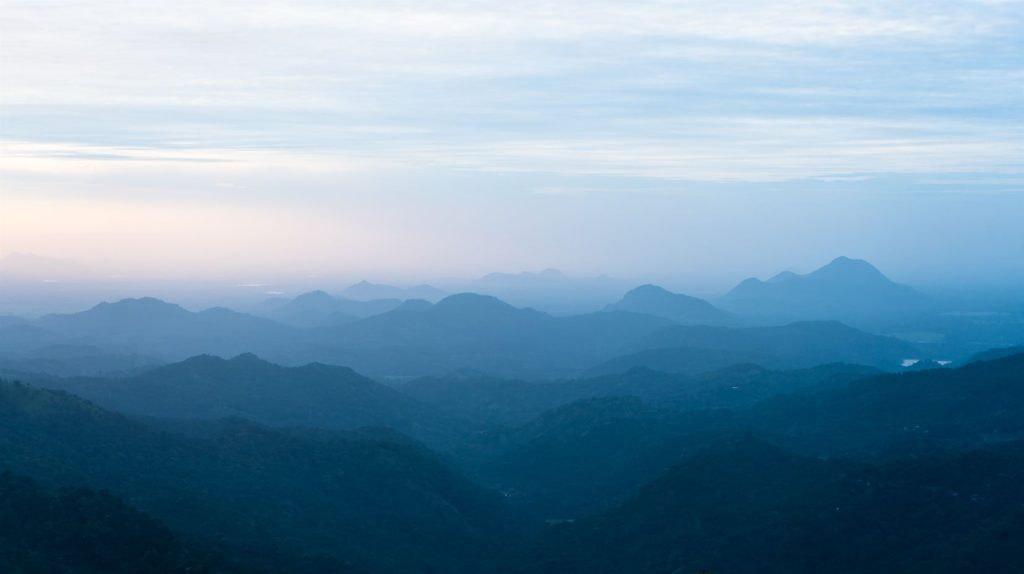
[{"left": 1, "top": 1, "right": 1022, "bottom": 284}]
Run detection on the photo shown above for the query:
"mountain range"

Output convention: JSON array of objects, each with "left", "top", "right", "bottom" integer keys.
[
  {"left": 525, "top": 436, "right": 1024, "bottom": 574},
  {"left": 468, "top": 352, "right": 1024, "bottom": 519},
  {"left": 341, "top": 281, "right": 447, "bottom": 302},
  {"left": 720, "top": 256, "right": 930, "bottom": 327},
  {"left": 0, "top": 379, "right": 517, "bottom": 573},
  {"left": 3, "top": 341, "right": 1024, "bottom": 572},
  {"left": 1, "top": 291, "right": 925, "bottom": 380},
  {"left": 4, "top": 298, "right": 297, "bottom": 362},
  {"left": 255, "top": 290, "right": 403, "bottom": 327},
  {"left": 23, "top": 353, "right": 461, "bottom": 449}
]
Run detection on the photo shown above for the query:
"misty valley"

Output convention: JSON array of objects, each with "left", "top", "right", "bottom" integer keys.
[
  {"left": 5, "top": 0, "right": 1022, "bottom": 570},
  {"left": 1, "top": 257, "right": 1023, "bottom": 573}
]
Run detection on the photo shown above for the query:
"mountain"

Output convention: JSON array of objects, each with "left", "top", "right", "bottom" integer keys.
[
  {"left": 1, "top": 294, "right": 672, "bottom": 379},
  {"left": 749, "top": 351, "right": 1024, "bottom": 457},
  {"left": 603, "top": 284, "right": 732, "bottom": 325},
  {"left": 27, "top": 353, "right": 461, "bottom": 449},
  {"left": 471, "top": 397, "right": 734, "bottom": 518},
  {"left": 341, "top": 280, "right": 447, "bottom": 302},
  {"left": 524, "top": 437, "right": 1024, "bottom": 574},
  {"left": 0, "top": 471, "right": 247, "bottom": 574},
  {"left": 591, "top": 320, "right": 917, "bottom": 375},
  {"left": 9, "top": 298, "right": 299, "bottom": 362},
  {"left": 720, "top": 256, "right": 930, "bottom": 326},
  {"left": 464, "top": 366, "right": 870, "bottom": 518},
  {"left": 313, "top": 293, "right": 672, "bottom": 378},
  {"left": 399, "top": 363, "right": 877, "bottom": 428},
  {"left": 258, "top": 290, "right": 402, "bottom": 327},
  {"left": 0, "top": 379, "right": 518, "bottom": 573},
  {"left": 395, "top": 298, "right": 433, "bottom": 312},
  {"left": 467, "top": 353, "right": 1024, "bottom": 519},
  {"left": 455, "top": 269, "right": 631, "bottom": 315}
]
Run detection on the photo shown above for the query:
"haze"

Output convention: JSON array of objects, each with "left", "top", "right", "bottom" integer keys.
[
  {"left": 5, "top": 4, "right": 1024, "bottom": 573},
  {"left": 2, "top": 0, "right": 1022, "bottom": 295}
]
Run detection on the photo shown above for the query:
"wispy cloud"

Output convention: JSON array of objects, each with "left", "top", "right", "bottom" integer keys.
[{"left": 1, "top": 1, "right": 1022, "bottom": 282}]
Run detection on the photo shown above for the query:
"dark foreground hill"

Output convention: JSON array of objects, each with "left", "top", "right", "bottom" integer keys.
[
  {"left": 0, "top": 471, "right": 247, "bottom": 574},
  {"left": 750, "top": 350, "right": 1024, "bottom": 457},
  {"left": 0, "top": 380, "right": 518, "bottom": 574},
  {"left": 4, "top": 350, "right": 1024, "bottom": 573},
  {"left": 466, "top": 352, "right": 1024, "bottom": 518},
  {"left": 523, "top": 437, "right": 1024, "bottom": 574}
]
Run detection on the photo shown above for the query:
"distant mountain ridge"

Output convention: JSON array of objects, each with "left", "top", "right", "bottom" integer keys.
[
  {"left": 341, "top": 281, "right": 447, "bottom": 302},
  {"left": 28, "top": 352, "right": 461, "bottom": 448},
  {"left": 2, "top": 290, "right": 929, "bottom": 380},
  {"left": 604, "top": 284, "right": 732, "bottom": 325},
  {"left": 591, "top": 320, "right": 917, "bottom": 374},
  {"left": 2, "top": 298, "right": 297, "bottom": 362},
  {"left": 256, "top": 290, "right": 403, "bottom": 326},
  {"left": 720, "top": 256, "right": 929, "bottom": 326},
  {"left": 311, "top": 292, "right": 673, "bottom": 377}
]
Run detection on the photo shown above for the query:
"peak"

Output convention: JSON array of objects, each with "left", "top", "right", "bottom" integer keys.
[
  {"left": 93, "top": 297, "right": 186, "bottom": 314},
  {"left": 625, "top": 284, "right": 671, "bottom": 296},
  {"left": 172, "top": 353, "right": 270, "bottom": 371},
  {"left": 397, "top": 298, "right": 433, "bottom": 312},
  {"left": 822, "top": 256, "right": 877, "bottom": 272},
  {"left": 229, "top": 352, "right": 269, "bottom": 365},
  {"left": 435, "top": 292, "right": 514, "bottom": 311},
  {"left": 294, "top": 290, "right": 334, "bottom": 301},
  {"left": 735, "top": 277, "right": 765, "bottom": 288},
  {"left": 810, "top": 257, "right": 888, "bottom": 282},
  {"left": 767, "top": 270, "right": 799, "bottom": 283},
  {"left": 827, "top": 255, "right": 869, "bottom": 267},
  {"left": 438, "top": 292, "right": 507, "bottom": 305}
]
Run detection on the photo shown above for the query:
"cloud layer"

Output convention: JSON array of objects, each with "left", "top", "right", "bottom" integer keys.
[{"left": 1, "top": 1, "right": 1022, "bottom": 283}]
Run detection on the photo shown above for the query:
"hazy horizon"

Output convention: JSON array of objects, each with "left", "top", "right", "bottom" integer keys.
[
  {"left": 3, "top": 5, "right": 1024, "bottom": 571},
  {"left": 2, "top": 1, "right": 1022, "bottom": 292}
]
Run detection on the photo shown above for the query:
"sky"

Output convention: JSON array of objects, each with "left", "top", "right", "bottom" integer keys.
[{"left": 1, "top": 0, "right": 1023, "bottom": 291}]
